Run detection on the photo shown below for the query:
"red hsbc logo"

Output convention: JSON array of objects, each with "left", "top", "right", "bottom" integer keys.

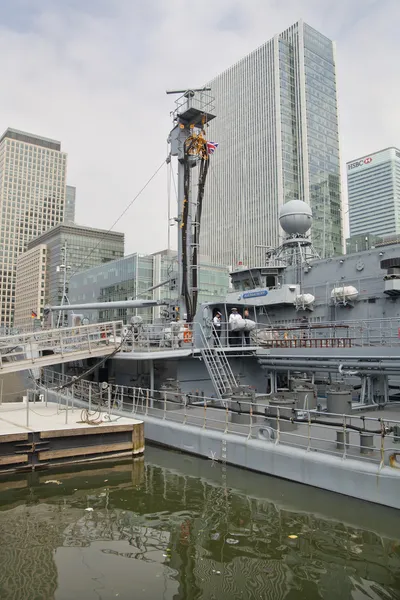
[{"left": 348, "top": 157, "right": 373, "bottom": 170}]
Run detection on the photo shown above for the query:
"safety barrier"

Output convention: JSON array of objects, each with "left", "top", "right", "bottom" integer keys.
[{"left": 41, "top": 370, "right": 400, "bottom": 468}]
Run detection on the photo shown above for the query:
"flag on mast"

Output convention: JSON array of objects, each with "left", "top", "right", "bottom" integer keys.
[
  {"left": 206, "top": 141, "right": 219, "bottom": 155},
  {"left": 31, "top": 310, "right": 37, "bottom": 319}
]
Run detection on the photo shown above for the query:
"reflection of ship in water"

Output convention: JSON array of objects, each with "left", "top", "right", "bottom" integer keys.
[{"left": 0, "top": 452, "right": 399, "bottom": 600}]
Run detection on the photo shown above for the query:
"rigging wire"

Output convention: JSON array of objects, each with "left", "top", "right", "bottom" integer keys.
[{"left": 47, "top": 158, "right": 167, "bottom": 307}]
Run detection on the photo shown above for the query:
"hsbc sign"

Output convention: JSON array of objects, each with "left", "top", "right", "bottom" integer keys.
[{"left": 348, "top": 157, "right": 373, "bottom": 170}]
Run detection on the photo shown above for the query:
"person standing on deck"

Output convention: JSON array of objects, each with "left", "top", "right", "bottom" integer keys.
[
  {"left": 229, "top": 308, "right": 242, "bottom": 346},
  {"left": 243, "top": 308, "right": 251, "bottom": 345},
  {"left": 213, "top": 312, "right": 222, "bottom": 343}
]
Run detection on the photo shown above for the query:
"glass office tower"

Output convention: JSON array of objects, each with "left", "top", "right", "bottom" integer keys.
[
  {"left": 201, "top": 20, "right": 342, "bottom": 268},
  {"left": 0, "top": 128, "right": 67, "bottom": 327},
  {"left": 347, "top": 148, "right": 400, "bottom": 238}
]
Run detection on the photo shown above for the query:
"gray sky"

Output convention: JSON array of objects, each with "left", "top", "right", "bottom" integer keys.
[{"left": 1, "top": 0, "right": 398, "bottom": 253}]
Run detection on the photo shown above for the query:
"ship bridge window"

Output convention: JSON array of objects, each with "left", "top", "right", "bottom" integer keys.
[
  {"left": 266, "top": 275, "right": 277, "bottom": 288},
  {"left": 243, "top": 279, "right": 252, "bottom": 290}
]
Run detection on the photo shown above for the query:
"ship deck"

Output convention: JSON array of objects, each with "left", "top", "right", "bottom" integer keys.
[{"left": 130, "top": 399, "right": 400, "bottom": 467}]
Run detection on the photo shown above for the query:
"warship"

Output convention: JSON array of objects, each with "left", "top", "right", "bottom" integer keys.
[{"left": 44, "top": 89, "right": 400, "bottom": 509}]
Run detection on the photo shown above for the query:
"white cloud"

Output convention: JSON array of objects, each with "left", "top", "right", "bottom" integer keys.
[{"left": 0, "top": 0, "right": 398, "bottom": 252}]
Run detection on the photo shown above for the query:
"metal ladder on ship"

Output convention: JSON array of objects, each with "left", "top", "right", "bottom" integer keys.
[{"left": 198, "top": 324, "right": 238, "bottom": 400}]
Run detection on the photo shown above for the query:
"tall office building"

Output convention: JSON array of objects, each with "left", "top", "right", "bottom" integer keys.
[
  {"left": 14, "top": 223, "right": 124, "bottom": 329},
  {"left": 347, "top": 148, "right": 400, "bottom": 238},
  {"left": 14, "top": 244, "right": 47, "bottom": 330},
  {"left": 201, "top": 20, "right": 342, "bottom": 267},
  {"left": 65, "top": 185, "right": 76, "bottom": 223},
  {"left": 0, "top": 128, "right": 67, "bottom": 328}
]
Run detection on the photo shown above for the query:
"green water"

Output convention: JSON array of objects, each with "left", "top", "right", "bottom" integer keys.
[{"left": 0, "top": 446, "right": 399, "bottom": 600}]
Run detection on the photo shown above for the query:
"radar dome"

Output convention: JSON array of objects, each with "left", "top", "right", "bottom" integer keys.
[{"left": 279, "top": 200, "right": 312, "bottom": 235}]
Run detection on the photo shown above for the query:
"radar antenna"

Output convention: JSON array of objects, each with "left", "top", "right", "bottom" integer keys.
[{"left": 264, "top": 200, "right": 320, "bottom": 291}]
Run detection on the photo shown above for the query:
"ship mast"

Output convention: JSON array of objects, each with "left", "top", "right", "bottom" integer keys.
[{"left": 167, "top": 88, "right": 216, "bottom": 322}]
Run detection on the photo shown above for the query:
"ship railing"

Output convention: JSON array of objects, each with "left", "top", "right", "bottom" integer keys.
[
  {"left": 253, "top": 318, "right": 400, "bottom": 348},
  {"left": 0, "top": 320, "right": 123, "bottom": 368},
  {"left": 173, "top": 90, "right": 215, "bottom": 120},
  {"left": 40, "top": 371, "right": 400, "bottom": 469},
  {"left": 120, "top": 322, "right": 196, "bottom": 352}
]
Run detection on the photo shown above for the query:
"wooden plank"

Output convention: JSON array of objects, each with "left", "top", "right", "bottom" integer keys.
[
  {"left": 132, "top": 423, "right": 144, "bottom": 455},
  {"left": 0, "top": 433, "right": 29, "bottom": 443},
  {"left": 139, "top": 423, "right": 144, "bottom": 453},
  {"left": 40, "top": 424, "right": 134, "bottom": 439},
  {"left": 38, "top": 441, "right": 133, "bottom": 461},
  {"left": 0, "top": 454, "right": 28, "bottom": 466}
]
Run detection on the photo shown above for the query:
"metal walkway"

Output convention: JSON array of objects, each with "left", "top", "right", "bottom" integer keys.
[{"left": 0, "top": 321, "right": 123, "bottom": 375}]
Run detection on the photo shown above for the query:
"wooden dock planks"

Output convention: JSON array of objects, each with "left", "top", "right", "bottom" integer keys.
[{"left": 0, "top": 408, "right": 144, "bottom": 473}]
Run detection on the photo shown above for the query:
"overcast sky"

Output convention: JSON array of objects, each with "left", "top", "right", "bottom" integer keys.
[{"left": 0, "top": 0, "right": 398, "bottom": 254}]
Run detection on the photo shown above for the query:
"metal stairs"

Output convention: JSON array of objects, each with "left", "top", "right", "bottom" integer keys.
[{"left": 199, "top": 325, "right": 238, "bottom": 399}]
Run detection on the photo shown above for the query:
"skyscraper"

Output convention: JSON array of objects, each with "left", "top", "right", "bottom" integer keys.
[
  {"left": 0, "top": 128, "right": 67, "bottom": 328},
  {"left": 201, "top": 20, "right": 342, "bottom": 267},
  {"left": 347, "top": 148, "right": 400, "bottom": 238},
  {"left": 65, "top": 185, "right": 76, "bottom": 223},
  {"left": 14, "top": 223, "right": 124, "bottom": 329}
]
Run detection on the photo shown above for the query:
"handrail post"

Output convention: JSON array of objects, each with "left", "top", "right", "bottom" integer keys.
[
  {"left": 89, "top": 382, "right": 92, "bottom": 412},
  {"left": 60, "top": 329, "right": 64, "bottom": 357},
  {"left": 163, "top": 391, "right": 167, "bottom": 419},
  {"left": 203, "top": 398, "right": 207, "bottom": 429},
  {"left": 248, "top": 403, "right": 253, "bottom": 439},
  {"left": 342, "top": 415, "right": 347, "bottom": 458},
  {"left": 65, "top": 389, "right": 69, "bottom": 424},
  {"left": 224, "top": 402, "right": 229, "bottom": 434},
  {"left": 275, "top": 406, "right": 281, "bottom": 445},
  {"left": 146, "top": 390, "right": 149, "bottom": 416},
  {"left": 26, "top": 390, "right": 30, "bottom": 427},
  {"left": 183, "top": 394, "right": 187, "bottom": 425},
  {"left": 307, "top": 409, "right": 311, "bottom": 451},
  {"left": 380, "top": 421, "right": 385, "bottom": 469},
  {"left": 112, "top": 321, "right": 117, "bottom": 348},
  {"left": 29, "top": 337, "right": 34, "bottom": 364},
  {"left": 87, "top": 327, "right": 91, "bottom": 354},
  {"left": 108, "top": 386, "right": 111, "bottom": 417}
]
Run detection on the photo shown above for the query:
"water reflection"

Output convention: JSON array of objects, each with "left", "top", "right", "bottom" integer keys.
[{"left": 0, "top": 446, "right": 399, "bottom": 600}]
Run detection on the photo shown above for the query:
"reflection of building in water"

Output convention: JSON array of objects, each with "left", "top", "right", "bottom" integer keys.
[
  {"left": 0, "top": 459, "right": 398, "bottom": 600},
  {"left": 146, "top": 464, "right": 399, "bottom": 600},
  {"left": 0, "top": 502, "right": 174, "bottom": 600},
  {"left": 0, "top": 504, "right": 64, "bottom": 600}
]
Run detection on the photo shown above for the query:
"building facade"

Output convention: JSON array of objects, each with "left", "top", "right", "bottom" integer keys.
[
  {"left": 65, "top": 185, "right": 76, "bottom": 223},
  {"left": 347, "top": 147, "right": 400, "bottom": 238},
  {"left": 15, "top": 223, "right": 124, "bottom": 327},
  {"left": 68, "top": 250, "right": 230, "bottom": 324},
  {"left": 0, "top": 128, "right": 68, "bottom": 327},
  {"left": 201, "top": 20, "right": 342, "bottom": 267},
  {"left": 14, "top": 244, "right": 47, "bottom": 330}
]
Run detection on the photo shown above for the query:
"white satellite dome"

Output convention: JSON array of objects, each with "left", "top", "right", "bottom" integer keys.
[{"left": 279, "top": 200, "right": 313, "bottom": 235}]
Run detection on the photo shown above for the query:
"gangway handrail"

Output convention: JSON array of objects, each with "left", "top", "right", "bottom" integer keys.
[{"left": 0, "top": 321, "right": 124, "bottom": 375}]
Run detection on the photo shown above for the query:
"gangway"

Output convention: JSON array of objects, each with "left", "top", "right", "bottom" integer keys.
[
  {"left": 198, "top": 324, "right": 238, "bottom": 399},
  {"left": 0, "top": 321, "right": 123, "bottom": 375}
]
